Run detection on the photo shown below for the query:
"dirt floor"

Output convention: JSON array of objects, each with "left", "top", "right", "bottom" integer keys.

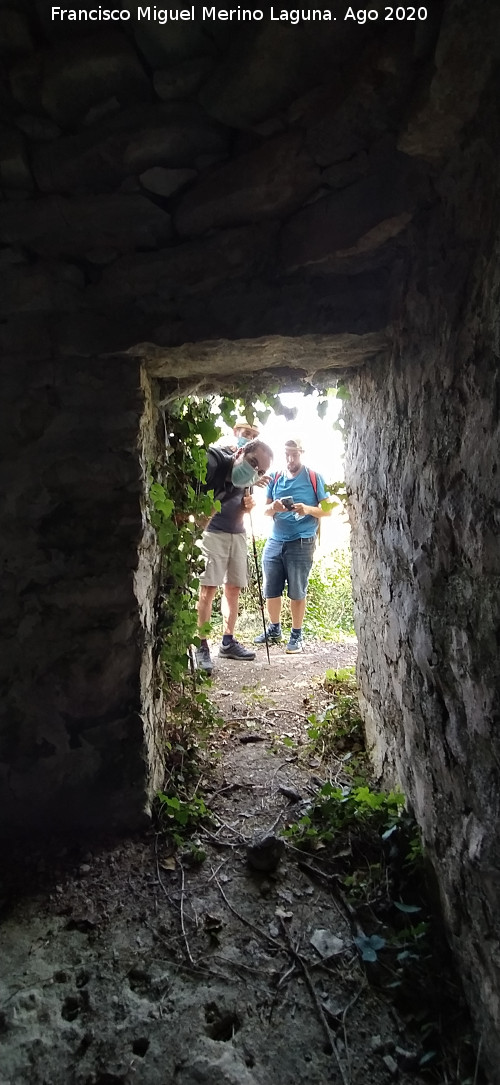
[{"left": 0, "top": 638, "right": 482, "bottom": 1085}]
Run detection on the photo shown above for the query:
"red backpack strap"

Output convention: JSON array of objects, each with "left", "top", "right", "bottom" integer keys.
[{"left": 306, "top": 468, "right": 318, "bottom": 499}]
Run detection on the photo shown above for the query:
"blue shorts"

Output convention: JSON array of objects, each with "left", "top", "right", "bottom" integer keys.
[{"left": 262, "top": 536, "right": 316, "bottom": 601}]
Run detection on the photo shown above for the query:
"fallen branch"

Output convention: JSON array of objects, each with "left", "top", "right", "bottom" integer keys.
[
  {"left": 179, "top": 862, "right": 195, "bottom": 967},
  {"left": 212, "top": 870, "right": 284, "bottom": 953},
  {"left": 199, "top": 827, "right": 242, "bottom": 849},
  {"left": 264, "top": 707, "right": 313, "bottom": 724},
  {"left": 278, "top": 917, "right": 350, "bottom": 1085}
]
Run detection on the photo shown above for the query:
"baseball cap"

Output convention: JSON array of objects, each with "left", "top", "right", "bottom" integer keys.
[{"left": 284, "top": 437, "right": 304, "bottom": 452}]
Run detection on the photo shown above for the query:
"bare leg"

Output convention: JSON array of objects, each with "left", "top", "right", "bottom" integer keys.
[
  {"left": 221, "top": 583, "right": 240, "bottom": 635},
  {"left": 290, "top": 597, "right": 306, "bottom": 629},
  {"left": 266, "top": 597, "right": 282, "bottom": 624},
  {"left": 197, "top": 585, "right": 217, "bottom": 632}
]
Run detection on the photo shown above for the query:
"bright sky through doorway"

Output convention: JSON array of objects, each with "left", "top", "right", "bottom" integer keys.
[
  {"left": 217, "top": 391, "right": 348, "bottom": 547},
  {"left": 257, "top": 391, "right": 344, "bottom": 482},
  {"left": 219, "top": 391, "right": 345, "bottom": 484}
]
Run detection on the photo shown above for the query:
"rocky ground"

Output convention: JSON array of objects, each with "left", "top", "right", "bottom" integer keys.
[{"left": 0, "top": 639, "right": 482, "bottom": 1085}]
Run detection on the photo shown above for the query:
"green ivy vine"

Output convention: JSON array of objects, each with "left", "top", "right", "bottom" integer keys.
[{"left": 149, "top": 397, "right": 221, "bottom": 684}]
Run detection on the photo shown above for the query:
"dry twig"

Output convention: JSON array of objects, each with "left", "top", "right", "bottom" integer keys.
[
  {"left": 179, "top": 862, "right": 195, "bottom": 967},
  {"left": 212, "top": 870, "right": 284, "bottom": 953},
  {"left": 278, "top": 917, "right": 350, "bottom": 1085}
]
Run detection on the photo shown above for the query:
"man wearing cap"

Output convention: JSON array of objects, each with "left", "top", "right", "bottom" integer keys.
[
  {"left": 255, "top": 437, "right": 332, "bottom": 654},
  {"left": 196, "top": 437, "right": 273, "bottom": 675}
]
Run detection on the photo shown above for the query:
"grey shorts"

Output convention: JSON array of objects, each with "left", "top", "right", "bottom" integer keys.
[{"left": 199, "top": 530, "right": 248, "bottom": 588}]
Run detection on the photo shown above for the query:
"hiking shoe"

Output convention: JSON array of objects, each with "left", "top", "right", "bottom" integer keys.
[
  {"left": 285, "top": 632, "right": 303, "bottom": 654},
  {"left": 219, "top": 640, "right": 256, "bottom": 661},
  {"left": 254, "top": 626, "right": 283, "bottom": 645},
  {"left": 195, "top": 644, "right": 213, "bottom": 675}
]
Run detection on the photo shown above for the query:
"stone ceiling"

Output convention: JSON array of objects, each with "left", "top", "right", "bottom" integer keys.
[{"left": 1, "top": 0, "right": 496, "bottom": 378}]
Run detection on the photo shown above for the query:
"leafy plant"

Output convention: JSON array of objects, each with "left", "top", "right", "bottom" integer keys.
[
  {"left": 149, "top": 399, "right": 222, "bottom": 682},
  {"left": 303, "top": 549, "right": 355, "bottom": 637},
  {"left": 156, "top": 791, "right": 212, "bottom": 850},
  {"left": 282, "top": 781, "right": 406, "bottom": 847},
  {"left": 148, "top": 397, "right": 225, "bottom": 848},
  {"left": 304, "top": 666, "right": 366, "bottom": 772}
]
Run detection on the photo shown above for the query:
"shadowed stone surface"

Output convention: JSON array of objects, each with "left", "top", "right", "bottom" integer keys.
[
  {"left": 0, "top": 359, "right": 163, "bottom": 836},
  {"left": 0, "top": 4, "right": 499, "bottom": 1076},
  {"left": 175, "top": 131, "right": 320, "bottom": 237},
  {"left": 32, "top": 103, "right": 228, "bottom": 192},
  {"left": 0, "top": 194, "right": 172, "bottom": 257},
  {"left": 10, "top": 33, "right": 152, "bottom": 127},
  {"left": 344, "top": 66, "right": 500, "bottom": 1077}
]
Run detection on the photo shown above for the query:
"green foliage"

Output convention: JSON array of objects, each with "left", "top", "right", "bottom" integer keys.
[
  {"left": 305, "top": 666, "right": 365, "bottom": 768},
  {"left": 335, "top": 380, "right": 350, "bottom": 401},
  {"left": 282, "top": 782, "right": 405, "bottom": 847},
  {"left": 157, "top": 790, "right": 212, "bottom": 842},
  {"left": 150, "top": 397, "right": 221, "bottom": 683},
  {"left": 149, "top": 397, "right": 224, "bottom": 847},
  {"left": 303, "top": 549, "right": 355, "bottom": 637},
  {"left": 324, "top": 479, "right": 348, "bottom": 510},
  {"left": 217, "top": 392, "right": 297, "bottom": 428}
]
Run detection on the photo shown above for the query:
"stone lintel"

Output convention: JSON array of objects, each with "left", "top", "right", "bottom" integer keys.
[{"left": 135, "top": 332, "right": 390, "bottom": 388}]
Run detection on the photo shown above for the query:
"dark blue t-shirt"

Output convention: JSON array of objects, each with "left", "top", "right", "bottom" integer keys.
[{"left": 204, "top": 447, "right": 246, "bottom": 534}]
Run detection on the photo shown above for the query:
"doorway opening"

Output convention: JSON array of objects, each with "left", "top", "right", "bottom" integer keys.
[{"left": 146, "top": 381, "right": 482, "bottom": 1085}]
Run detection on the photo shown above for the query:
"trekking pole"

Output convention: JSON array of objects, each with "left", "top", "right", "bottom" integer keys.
[{"left": 244, "top": 487, "right": 270, "bottom": 665}]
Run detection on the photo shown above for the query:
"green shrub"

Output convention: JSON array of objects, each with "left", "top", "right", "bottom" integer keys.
[{"left": 303, "top": 548, "right": 354, "bottom": 636}]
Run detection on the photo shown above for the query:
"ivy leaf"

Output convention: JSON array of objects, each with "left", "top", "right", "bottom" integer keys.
[
  {"left": 354, "top": 934, "right": 386, "bottom": 962},
  {"left": 158, "top": 524, "right": 174, "bottom": 546},
  {"left": 336, "top": 382, "right": 350, "bottom": 400},
  {"left": 317, "top": 400, "right": 328, "bottom": 419},
  {"left": 419, "top": 1051, "right": 437, "bottom": 1067},
  {"left": 320, "top": 496, "right": 339, "bottom": 512},
  {"left": 197, "top": 419, "right": 220, "bottom": 444}
]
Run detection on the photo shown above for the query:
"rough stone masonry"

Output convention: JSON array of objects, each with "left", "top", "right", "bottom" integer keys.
[{"left": 0, "top": 0, "right": 499, "bottom": 1077}]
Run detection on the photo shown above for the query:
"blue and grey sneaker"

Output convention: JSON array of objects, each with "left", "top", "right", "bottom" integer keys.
[
  {"left": 195, "top": 644, "right": 213, "bottom": 674},
  {"left": 219, "top": 639, "right": 256, "bottom": 661},
  {"left": 285, "top": 631, "right": 303, "bottom": 654},
  {"left": 254, "top": 625, "right": 283, "bottom": 645}
]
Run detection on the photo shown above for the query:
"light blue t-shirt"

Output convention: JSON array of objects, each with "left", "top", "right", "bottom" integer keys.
[{"left": 266, "top": 467, "right": 327, "bottom": 541}]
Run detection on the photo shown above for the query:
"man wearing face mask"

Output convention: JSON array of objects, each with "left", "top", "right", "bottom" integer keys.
[
  {"left": 223, "top": 418, "right": 260, "bottom": 451},
  {"left": 196, "top": 438, "right": 273, "bottom": 675}
]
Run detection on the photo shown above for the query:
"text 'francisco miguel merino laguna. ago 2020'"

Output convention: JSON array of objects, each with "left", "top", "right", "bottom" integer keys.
[{"left": 50, "top": 6, "right": 430, "bottom": 25}]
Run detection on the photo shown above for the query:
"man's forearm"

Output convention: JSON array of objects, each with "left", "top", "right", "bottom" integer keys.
[{"left": 303, "top": 505, "right": 332, "bottom": 519}]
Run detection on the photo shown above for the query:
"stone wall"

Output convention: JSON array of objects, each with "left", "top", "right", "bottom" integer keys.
[
  {"left": 343, "top": 62, "right": 500, "bottom": 1078},
  {"left": 0, "top": 358, "right": 163, "bottom": 836},
  {"left": 0, "top": 1, "right": 442, "bottom": 370}
]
